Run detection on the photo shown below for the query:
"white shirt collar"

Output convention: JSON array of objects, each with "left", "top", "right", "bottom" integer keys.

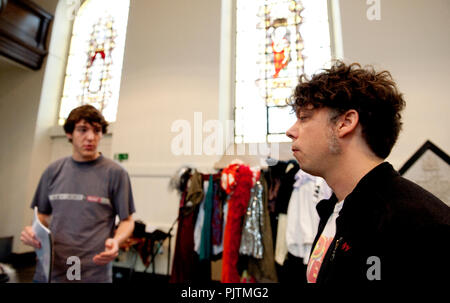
[{"left": 294, "top": 169, "right": 315, "bottom": 188}]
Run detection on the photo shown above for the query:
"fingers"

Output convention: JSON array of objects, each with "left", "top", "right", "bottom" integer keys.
[
  {"left": 92, "top": 251, "right": 118, "bottom": 265},
  {"left": 103, "top": 239, "right": 119, "bottom": 255},
  {"left": 20, "top": 226, "right": 41, "bottom": 249},
  {"left": 92, "top": 238, "right": 119, "bottom": 265},
  {"left": 104, "top": 238, "right": 118, "bottom": 250},
  {"left": 97, "top": 250, "right": 118, "bottom": 258},
  {"left": 105, "top": 241, "right": 113, "bottom": 250}
]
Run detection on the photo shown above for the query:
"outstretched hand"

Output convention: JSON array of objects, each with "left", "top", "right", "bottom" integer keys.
[{"left": 93, "top": 238, "right": 119, "bottom": 266}]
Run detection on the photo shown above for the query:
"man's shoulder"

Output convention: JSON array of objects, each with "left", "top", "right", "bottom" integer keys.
[
  {"left": 45, "top": 156, "right": 72, "bottom": 172},
  {"left": 98, "top": 156, "right": 129, "bottom": 174},
  {"left": 389, "top": 173, "right": 445, "bottom": 204},
  {"left": 378, "top": 172, "right": 450, "bottom": 225}
]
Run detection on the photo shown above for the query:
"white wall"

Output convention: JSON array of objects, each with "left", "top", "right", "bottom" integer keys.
[
  {"left": 0, "top": 59, "right": 42, "bottom": 242},
  {"left": 338, "top": 0, "right": 450, "bottom": 168},
  {"left": 0, "top": 0, "right": 60, "bottom": 252},
  {"left": 112, "top": 0, "right": 223, "bottom": 230},
  {"left": 110, "top": 0, "right": 223, "bottom": 274}
]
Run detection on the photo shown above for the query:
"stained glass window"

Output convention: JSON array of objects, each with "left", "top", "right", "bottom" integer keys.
[
  {"left": 58, "top": 0, "right": 130, "bottom": 125},
  {"left": 235, "top": 0, "right": 332, "bottom": 143}
]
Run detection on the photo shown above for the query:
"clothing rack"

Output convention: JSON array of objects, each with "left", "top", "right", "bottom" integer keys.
[
  {"left": 170, "top": 160, "right": 309, "bottom": 283},
  {"left": 201, "top": 172, "right": 221, "bottom": 181}
]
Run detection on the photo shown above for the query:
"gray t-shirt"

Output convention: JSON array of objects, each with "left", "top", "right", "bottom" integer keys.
[{"left": 31, "top": 155, "right": 135, "bottom": 282}]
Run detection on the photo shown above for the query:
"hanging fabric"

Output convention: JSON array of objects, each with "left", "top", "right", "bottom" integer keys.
[
  {"left": 274, "top": 213, "right": 288, "bottom": 265},
  {"left": 184, "top": 170, "right": 204, "bottom": 214},
  {"left": 247, "top": 173, "right": 278, "bottom": 282},
  {"left": 199, "top": 175, "right": 214, "bottom": 261},
  {"left": 286, "top": 169, "right": 332, "bottom": 264},
  {"left": 193, "top": 181, "right": 209, "bottom": 253},
  {"left": 221, "top": 164, "right": 254, "bottom": 283},
  {"left": 265, "top": 160, "right": 299, "bottom": 248},
  {"left": 211, "top": 180, "right": 224, "bottom": 247},
  {"left": 169, "top": 191, "right": 198, "bottom": 283},
  {"left": 239, "top": 173, "right": 264, "bottom": 259},
  {"left": 169, "top": 169, "right": 206, "bottom": 283}
]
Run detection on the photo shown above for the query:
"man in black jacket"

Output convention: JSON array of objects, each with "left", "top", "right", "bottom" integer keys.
[{"left": 286, "top": 61, "right": 449, "bottom": 286}]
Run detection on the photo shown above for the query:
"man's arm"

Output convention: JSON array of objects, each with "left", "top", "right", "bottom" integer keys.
[
  {"left": 38, "top": 213, "right": 51, "bottom": 228},
  {"left": 93, "top": 215, "right": 134, "bottom": 265},
  {"left": 112, "top": 215, "right": 135, "bottom": 246}
]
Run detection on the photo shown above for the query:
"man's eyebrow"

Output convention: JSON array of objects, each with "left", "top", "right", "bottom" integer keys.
[
  {"left": 297, "top": 108, "right": 314, "bottom": 115},
  {"left": 75, "top": 123, "right": 101, "bottom": 129}
]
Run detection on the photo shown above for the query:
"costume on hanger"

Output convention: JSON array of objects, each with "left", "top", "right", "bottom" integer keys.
[
  {"left": 169, "top": 190, "right": 196, "bottom": 283},
  {"left": 169, "top": 170, "right": 204, "bottom": 283},
  {"left": 194, "top": 182, "right": 210, "bottom": 254},
  {"left": 183, "top": 171, "right": 204, "bottom": 215},
  {"left": 199, "top": 176, "right": 214, "bottom": 260},
  {"left": 274, "top": 213, "right": 288, "bottom": 265},
  {"left": 266, "top": 160, "right": 300, "bottom": 280},
  {"left": 265, "top": 160, "right": 299, "bottom": 248},
  {"left": 286, "top": 170, "right": 332, "bottom": 264},
  {"left": 240, "top": 171, "right": 264, "bottom": 259},
  {"left": 221, "top": 164, "right": 254, "bottom": 283},
  {"left": 211, "top": 181, "right": 224, "bottom": 247}
]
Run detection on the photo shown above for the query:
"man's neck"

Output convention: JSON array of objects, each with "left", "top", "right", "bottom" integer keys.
[
  {"left": 324, "top": 155, "right": 383, "bottom": 202},
  {"left": 72, "top": 152, "right": 101, "bottom": 162}
]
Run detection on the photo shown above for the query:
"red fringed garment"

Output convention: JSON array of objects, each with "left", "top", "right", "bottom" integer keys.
[{"left": 221, "top": 164, "right": 254, "bottom": 283}]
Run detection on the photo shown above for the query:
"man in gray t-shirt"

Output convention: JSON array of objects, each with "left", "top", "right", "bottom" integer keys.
[{"left": 21, "top": 105, "right": 135, "bottom": 282}]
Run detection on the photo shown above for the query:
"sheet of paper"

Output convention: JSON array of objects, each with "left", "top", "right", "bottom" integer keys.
[{"left": 32, "top": 206, "right": 52, "bottom": 283}]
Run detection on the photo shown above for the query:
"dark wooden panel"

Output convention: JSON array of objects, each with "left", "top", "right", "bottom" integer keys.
[
  {"left": 0, "top": 0, "right": 53, "bottom": 70},
  {"left": 0, "top": 0, "right": 7, "bottom": 14},
  {"left": 3, "top": 1, "right": 41, "bottom": 41}
]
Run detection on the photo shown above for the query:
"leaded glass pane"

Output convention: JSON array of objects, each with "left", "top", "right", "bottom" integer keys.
[
  {"left": 268, "top": 133, "right": 291, "bottom": 143},
  {"left": 235, "top": 0, "right": 332, "bottom": 143},
  {"left": 59, "top": 0, "right": 130, "bottom": 125},
  {"left": 267, "top": 106, "right": 296, "bottom": 134}
]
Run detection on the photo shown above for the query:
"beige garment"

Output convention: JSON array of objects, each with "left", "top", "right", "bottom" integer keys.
[
  {"left": 183, "top": 170, "right": 204, "bottom": 215},
  {"left": 274, "top": 213, "right": 288, "bottom": 265}
]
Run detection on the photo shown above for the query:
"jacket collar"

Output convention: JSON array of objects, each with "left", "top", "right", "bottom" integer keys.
[{"left": 316, "top": 162, "right": 398, "bottom": 220}]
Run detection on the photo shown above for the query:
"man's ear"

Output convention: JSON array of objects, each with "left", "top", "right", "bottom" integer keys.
[
  {"left": 66, "top": 133, "right": 73, "bottom": 143},
  {"left": 336, "top": 109, "right": 359, "bottom": 138}
]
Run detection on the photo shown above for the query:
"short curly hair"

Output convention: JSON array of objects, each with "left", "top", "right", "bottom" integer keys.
[
  {"left": 289, "top": 61, "right": 406, "bottom": 159},
  {"left": 63, "top": 104, "right": 108, "bottom": 136}
]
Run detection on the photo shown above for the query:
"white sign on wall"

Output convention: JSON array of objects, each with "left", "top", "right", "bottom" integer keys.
[{"left": 399, "top": 140, "right": 450, "bottom": 206}]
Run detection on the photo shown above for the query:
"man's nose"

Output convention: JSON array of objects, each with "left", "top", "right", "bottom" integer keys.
[
  {"left": 286, "top": 123, "right": 297, "bottom": 140},
  {"left": 86, "top": 129, "right": 95, "bottom": 140}
]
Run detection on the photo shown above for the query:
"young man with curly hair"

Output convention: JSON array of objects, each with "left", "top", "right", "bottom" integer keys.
[
  {"left": 21, "top": 105, "right": 135, "bottom": 282},
  {"left": 286, "top": 61, "right": 449, "bottom": 286}
]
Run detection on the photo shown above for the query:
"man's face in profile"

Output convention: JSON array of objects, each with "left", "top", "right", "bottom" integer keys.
[{"left": 286, "top": 106, "right": 340, "bottom": 176}]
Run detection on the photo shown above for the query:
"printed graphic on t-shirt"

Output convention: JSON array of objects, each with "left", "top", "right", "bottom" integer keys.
[
  {"left": 49, "top": 193, "right": 111, "bottom": 207},
  {"left": 307, "top": 234, "right": 334, "bottom": 283}
]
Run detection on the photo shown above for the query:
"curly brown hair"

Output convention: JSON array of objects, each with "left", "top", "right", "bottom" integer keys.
[
  {"left": 63, "top": 105, "right": 108, "bottom": 136},
  {"left": 289, "top": 61, "right": 406, "bottom": 159}
]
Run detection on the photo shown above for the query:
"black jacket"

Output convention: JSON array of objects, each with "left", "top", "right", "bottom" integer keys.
[{"left": 311, "top": 162, "right": 450, "bottom": 286}]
